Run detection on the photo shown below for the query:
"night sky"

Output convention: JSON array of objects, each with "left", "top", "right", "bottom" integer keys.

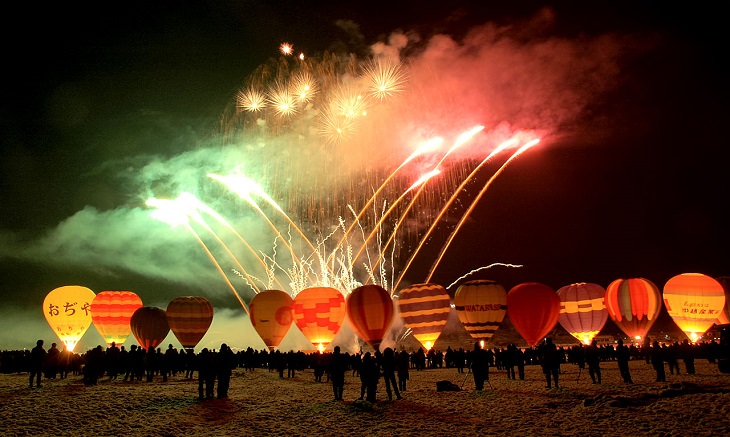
[{"left": 1, "top": 1, "right": 727, "bottom": 351}]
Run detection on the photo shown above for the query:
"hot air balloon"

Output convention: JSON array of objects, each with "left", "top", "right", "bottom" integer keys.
[
  {"left": 166, "top": 296, "right": 214, "bottom": 350},
  {"left": 506, "top": 282, "right": 560, "bottom": 347},
  {"left": 43, "top": 285, "right": 96, "bottom": 352},
  {"left": 663, "top": 273, "right": 725, "bottom": 342},
  {"left": 453, "top": 280, "right": 507, "bottom": 343},
  {"left": 249, "top": 289, "right": 294, "bottom": 351},
  {"left": 397, "top": 283, "right": 451, "bottom": 351},
  {"left": 90, "top": 291, "right": 143, "bottom": 348},
  {"left": 557, "top": 282, "right": 608, "bottom": 345},
  {"left": 347, "top": 284, "right": 394, "bottom": 351},
  {"left": 715, "top": 276, "right": 730, "bottom": 325},
  {"left": 130, "top": 306, "right": 170, "bottom": 350},
  {"left": 292, "top": 287, "right": 346, "bottom": 352},
  {"left": 604, "top": 277, "right": 662, "bottom": 341}
]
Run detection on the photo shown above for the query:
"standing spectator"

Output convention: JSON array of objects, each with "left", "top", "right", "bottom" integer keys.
[
  {"left": 329, "top": 346, "right": 347, "bottom": 401},
  {"left": 503, "top": 344, "right": 516, "bottom": 380},
  {"left": 358, "top": 352, "right": 373, "bottom": 400},
  {"left": 680, "top": 339, "right": 696, "bottom": 374},
  {"left": 361, "top": 351, "right": 380, "bottom": 402},
  {"left": 380, "top": 347, "right": 402, "bottom": 400},
  {"left": 217, "top": 343, "right": 236, "bottom": 399},
  {"left": 539, "top": 338, "right": 560, "bottom": 389},
  {"left": 396, "top": 348, "right": 410, "bottom": 392},
  {"left": 651, "top": 341, "right": 667, "bottom": 382},
  {"left": 515, "top": 346, "right": 526, "bottom": 380},
  {"left": 666, "top": 342, "right": 680, "bottom": 375},
  {"left": 615, "top": 339, "right": 633, "bottom": 383},
  {"left": 197, "top": 348, "right": 215, "bottom": 400},
  {"left": 45, "top": 343, "right": 60, "bottom": 379},
  {"left": 29, "top": 340, "right": 47, "bottom": 388},
  {"left": 584, "top": 340, "right": 602, "bottom": 384},
  {"left": 470, "top": 341, "right": 490, "bottom": 391}
]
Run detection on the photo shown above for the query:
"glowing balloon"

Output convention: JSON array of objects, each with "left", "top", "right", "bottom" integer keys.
[
  {"left": 292, "top": 287, "right": 346, "bottom": 351},
  {"left": 397, "top": 283, "right": 451, "bottom": 350},
  {"left": 90, "top": 291, "right": 143, "bottom": 348},
  {"left": 43, "top": 285, "right": 96, "bottom": 352},
  {"left": 663, "top": 273, "right": 725, "bottom": 342},
  {"left": 604, "top": 277, "right": 662, "bottom": 341},
  {"left": 249, "top": 289, "right": 294, "bottom": 351},
  {"left": 715, "top": 276, "right": 730, "bottom": 325},
  {"left": 347, "top": 284, "right": 394, "bottom": 351},
  {"left": 130, "top": 307, "right": 170, "bottom": 350},
  {"left": 453, "top": 280, "right": 507, "bottom": 343},
  {"left": 166, "top": 296, "right": 214, "bottom": 350},
  {"left": 557, "top": 282, "right": 608, "bottom": 345},
  {"left": 506, "top": 282, "right": 560, "bottom": 347}
]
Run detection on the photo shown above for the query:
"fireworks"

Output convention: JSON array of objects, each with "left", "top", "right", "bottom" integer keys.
[{"left": 149, "top": 41, "right": 541, "bottom": 303}]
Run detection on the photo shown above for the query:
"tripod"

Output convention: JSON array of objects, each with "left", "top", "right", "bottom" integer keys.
[{"left": 461, "top": 362, "right": 493, "bottom": 390}]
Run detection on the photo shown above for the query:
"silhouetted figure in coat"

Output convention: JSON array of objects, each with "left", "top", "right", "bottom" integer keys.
[
  {"left": 329, "top": 346, "right": 347, "bottom": 401},
  {"left": 651, "top": 341, "right": 666, "bottom": 382},
  {"left": 396, "top": 349, "right": 410, "bottom": 392},
  {"left": 540, "top": 338, "right": 560, "bottom": 388},
  {"left": 217, "top": 344, "right": 236, "bottom": 399},
  {"left": 29, "top": 339, "right": 46, "bottom": 388},
  {"left": 197, "top": 348, "right": 216, "bottom": 399},
  {"left": 380, "top": 347, "right": 402, "bottom": 400},
  {"left": 616, "top": 339, "right": 633, "bottom": 383},
  {"left": 584, "top": 340, "right": 602, "bottom": 384},
  {"left": 471, "top": 342, "right": 490, "bottom": 390}
]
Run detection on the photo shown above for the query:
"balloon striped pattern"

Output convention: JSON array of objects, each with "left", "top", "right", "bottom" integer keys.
[
  {"left": 397, "top": 283, "right": 451, "bottom": 349},
  {"left": 90, "top": 290, "right": 143, "bottom": 347},
  {"left": 166, "top": 296, "right": 214, "bottom": 349},
  {"left": 604, "top": 277, "right": 661, "bottom": 340},
  {"left": 347, "top": 284, "right": 394, "bottom": 351},
  {"left": 557, "top": 283, "right": 608, "bottom": 345},
  {"left": 453, "top": 280, "right": 507, "bottom": 342}
]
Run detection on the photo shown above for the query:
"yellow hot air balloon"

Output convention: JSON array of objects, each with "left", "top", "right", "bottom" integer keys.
[
  {"left": 453, "top": 280, "right": 507, "bottom": 343},
  {"left": 250, "top": 290, "right": 294, "bottom": 351},
  {"left": 397, "top": 283, "right": 451, "bottom": 351},
  {"left": 43, "top": 285, "right": 96, "bottom": 352},
  {"left": 663, "top": 273, "right": 725, "bottom": 342}
]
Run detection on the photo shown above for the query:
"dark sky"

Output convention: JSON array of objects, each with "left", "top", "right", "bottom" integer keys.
[{"left": 1, "top": 1, "right": 727, "bottom": 350}]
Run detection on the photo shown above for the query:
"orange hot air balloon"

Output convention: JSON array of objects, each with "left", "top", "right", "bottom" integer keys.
[
  {"left": 663, "top": 273, "right": 726, "bottom": 342},
  {"left": 43, "top": 285, "right": 96, "bottom": 352},
  {"left": 250, "top": 290, "right": 294, "bottom": 351},
  {"left": 292, "top": 287, "right": 346, "bottom": 351},
  {"left": 166, "top": 296, "right": 214, "bottom": 350},
  {"left": 90, "top": 291, "right": 143, "bottom": 348},
  {"left": 506, "top": 282, "right": 560, "bottom": 347},
  {"left": 715, "top": 276, "right": 730, "bottom": 325},
  {"left": 604, "top": 277, "right": 662, "bottom": 341},
  {"left": 453, "top": 280, "right": 507, "bottom": 343},
  {"left": 347, "top": 284, "right": 394, "bottom": 351},
  {"left": 130, "top": 307, "right": 170, "bottom": 351},
  {"left": 397, "top": 283, "right": 451, "bottom": 350},
  {"left": 557, "top": 282, "right": 608, "bottom": 345}
]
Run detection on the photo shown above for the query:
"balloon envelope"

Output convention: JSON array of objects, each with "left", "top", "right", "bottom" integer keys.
[
  {"left": 292, "top": 287, "right": 346, "bottom": 351},
  {"left": 250, "top": 290, "right": 294, "bottom": 351},
  {"left": 557, "top": 282, "right": 608, "bottom": 345},
  {"left": 604, "top": 277, "right": 662, "bottom": 341},
  {"left": 90, "top": 291, "right": 143, "bottom": 348},
  {"left": 663, "top": 273, "right": 725, "bottom": 341},
  {"left": 714, "top": 276, "right": 730, "bottom": 325},
  {"left": 453, "top": 280, "right": 507, "bottom": 342},
  {"left": 507, "top": 282, "right": 560, "bottom": 347},
  {"left": 43, "top": 285, "right": 96, "bottom": 352},
  {"left": 130, "top": 307, "right": 170, "bottom": 350},
  {"left": 397, "top": 283, "right": 451, "bottom": 350},
  {"left": 347, "top": 284, "right": 394, "bottom": 351},
  {"left": 166, "top": 296, "right": 214, "bottom": 350}
]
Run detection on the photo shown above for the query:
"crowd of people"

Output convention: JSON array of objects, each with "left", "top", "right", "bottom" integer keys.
[{"left": 2, "top": 336, "right": 726, "bottom": 403}]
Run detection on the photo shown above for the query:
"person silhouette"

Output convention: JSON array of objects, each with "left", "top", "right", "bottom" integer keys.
[{"left": 29, "top": 339, "right": 47, "bottom": 388}]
